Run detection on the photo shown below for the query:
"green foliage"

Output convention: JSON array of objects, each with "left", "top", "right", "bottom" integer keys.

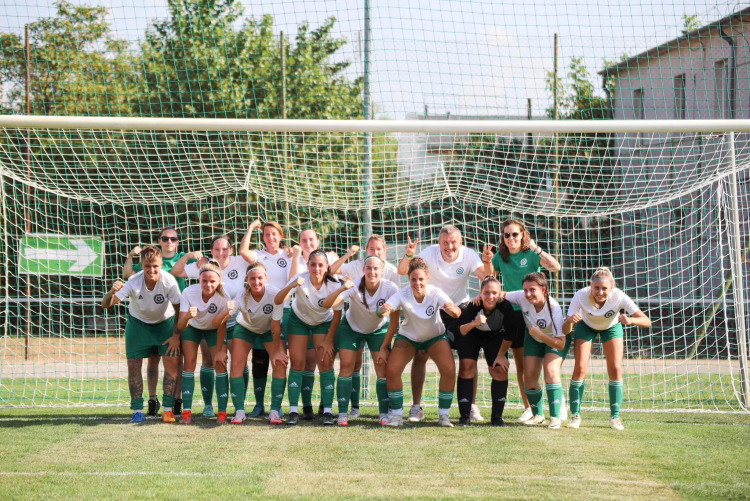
[
  {"left": 681, "top": 13, "right": 702, "bottom": 35},
  {"left": 545, "top": 56, "right": 608, "bottom": 120}
]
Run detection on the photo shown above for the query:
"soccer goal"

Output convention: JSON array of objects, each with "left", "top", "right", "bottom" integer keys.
[{"left": 0, "top": 115, "right": 748, "bottom": 412}]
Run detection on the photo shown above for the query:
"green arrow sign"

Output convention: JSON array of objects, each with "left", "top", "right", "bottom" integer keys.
[{"left": 19, "top": 234, "right": 103, "bottom": 276}]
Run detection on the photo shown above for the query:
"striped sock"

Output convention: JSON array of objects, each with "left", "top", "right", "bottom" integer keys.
[
  {"left": 546, "top": 383, "right": 563, "bottom": 419},
  {"left": 569, "top": 379, "right": 585, "bottom": 416},
  {"left": 609, "top": 380, "right": 623, "bottom": 418},
  {"left": 438, "top": 391, "right": 454, "bottom": 416}
]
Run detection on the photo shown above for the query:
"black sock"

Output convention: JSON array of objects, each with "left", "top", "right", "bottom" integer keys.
[
  {"left": 457, "top": 377, "right": 474, "bottom": 419},
  {"left": 252, "top": 349, "right": 270, "bottom": 379},
  {"left": 491, "top": 379, "right": 509, "bottom": 419}
]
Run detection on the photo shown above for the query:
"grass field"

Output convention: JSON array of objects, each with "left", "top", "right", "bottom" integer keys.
[{"left": 0, "top": 406, "right": 748, "bottom": 500}]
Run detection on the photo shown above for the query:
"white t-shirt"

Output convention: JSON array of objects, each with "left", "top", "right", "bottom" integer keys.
[
  {"left": 233, "top": 285, "right": 284, "bottom": 334},
  {"left": 417, "top": 245, "right": 483, "bottom": 304},
  {"left": 288, "top": 272, "right": 344, "bottom": 326},
  {"left": 115, "top": 270, "right": 181, "bottom": 324},
  {"left": 184, "top": 255, "right": 249, "bottom": 299},
  {"left": 179, "top": 284, "right": 231, "bottom": 331},
  {"left": 567, "top": 287, "right": 639, "bottom": 331},
  {"left": 340, "top": 278, "right": 400, "bottom": 334},
  {"left": 385, "top": 284, "right": 452, "bottom": 342},
  {"left": 505, "top": 290, "right": 564, "bottom": 338},
  {"left": 256, "top": 249, "right": 294, "bottom": 307},
  {"left": 341, "top": 258, "right": 400, "bottom": 284}
]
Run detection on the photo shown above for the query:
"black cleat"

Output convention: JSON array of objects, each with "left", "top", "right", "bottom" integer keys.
[
  {"left": 173, "top": 398, "right": 182, "bottom": 415},
  {"left": 458, "top": 416, "right": 471, "bottom": 427},
  {"left": 302, "top": 405, "right": 315, "bottom": 420},
  {"left": 147, "top": 397, "right": 161, "bottom": 417},
  {"left": 322, "top": 412, "right": 335, "bottom": 426},
  {"left": 491, "top": 416, "right": 506, "bottom": 427},
  {"left": 286, "top": 412, "right": 299, "bottom": 425}
]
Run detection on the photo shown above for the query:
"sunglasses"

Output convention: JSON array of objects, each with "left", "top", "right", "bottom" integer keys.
[
  {"left": 160, "top": 236, "right": 179, "bottom": 242},
  {"left": 503, "top": 232, "right": 520, "bottom": 239}
]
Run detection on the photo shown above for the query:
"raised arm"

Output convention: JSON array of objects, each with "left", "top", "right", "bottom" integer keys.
[
  {"left": 239, "top": 220, "right": 262, "bottom": 263},
  {"left": 329, "top": 245, "right": 360, "bottom": 275},
  {"left": 397, "top": 236, "right": 419, "bottom": 275},
  {"left": 275, "top": 275, "right": 305, "bottom": 305},
  {"left": 529, "top": 238, "right": 561, "bottom": 273},
  {"left": 171, "top": 251, "right": 204, "bottom": 277},
  {"left": 620, "top": 310, "right": 651, "bottom": 328},
  {"left": 101, "top": 280, "right": 125, "bottom": 309},
  {"left": 177, "top": 307, "right": 197, "bottom": 331},
  {"left": 474, "top": 244, "right": 495, "bottom": 280},
  {"left": 123, "top": 246, "right": 141, "bottom": 279},
  {"left": 322, "top": 278, "right": 354, "bottom": 309}
]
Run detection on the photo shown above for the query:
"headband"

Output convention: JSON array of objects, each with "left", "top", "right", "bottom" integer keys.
[
  {"left": 592, "top": 277, "right": 614, "bottom": 285},
  {"left": 364, "top": 255, "right": 385, "bottom": 266},
  {"left": 309, "top": 248, "right": 328, "bottom": 262}
]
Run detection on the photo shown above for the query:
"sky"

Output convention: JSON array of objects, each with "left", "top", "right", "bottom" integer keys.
[{"left": 0, "top": 0, "right": 743, "bottom": 118}]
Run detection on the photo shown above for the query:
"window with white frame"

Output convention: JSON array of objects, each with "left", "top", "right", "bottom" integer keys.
[{"left": 674, "top": 74, "right": 686, "bottom": 119}]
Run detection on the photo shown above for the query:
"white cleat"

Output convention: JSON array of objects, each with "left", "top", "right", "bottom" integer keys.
[
  {"left": 610, "top": 417, "right": 625, "bottom": 431},
  {"left": 567, "top": 415, "right": 582, "bottom": 429},
  {"left": 523, "top": 414, "right": 546, "bottom": 426},
  {"left": 470, "top": 404, "right": 485, "bottom": 422},
  {"left": 408, "top": 405, "right": 425, "bottom": 422},
  {"left": 517, "top": 408, "right": 533, "bottom": 422},
  {"left": 548, "top": 417, "right": 561, "bottom": 429},
  {"left": 383, "top": 413, "right": 404, "bottom": 427},
  {"left": 437, "top": 414, "right": 454, "bottom": 427},
  {"left": 349, "top": 408, "right": 361, "bottom": 419},
  {"left": 379, "top": 413, "right": 389, "bottom": 426}
]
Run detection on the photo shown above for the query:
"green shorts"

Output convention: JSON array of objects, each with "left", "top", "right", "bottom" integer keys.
[
  {"left": 225, "top": 324, "right": 235, "bottom": 343},
  {"left": 125, "top": 315, "right": 176, "bottom": 359},
  {"left": 181, "top": 325, "right": 221, "bottom": 348},
  {"left": 524, "top": 331, "right": 572, "bottom": 359},
  {"left": 394, "top": 333, "right": 449, "bottom": 353},
  {"left": 335, "top": 317, "right": 388, "bottom": 353},
  {"left": 573, "top": 322, "right": 624, "bottom": 343},
  {"left": 286, "top": 308, "right": 333, "bottom": 342},
  {"left": 233, "top": 323, "right": 273, "bottom": 347}
]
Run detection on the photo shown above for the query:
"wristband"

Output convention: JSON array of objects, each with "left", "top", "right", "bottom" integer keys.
[
  {"left": 534, "top": 246, "right": 543, "bottom": 256},
  {"left": 404, "top": 253, "right": 415, "bottom": 260}
]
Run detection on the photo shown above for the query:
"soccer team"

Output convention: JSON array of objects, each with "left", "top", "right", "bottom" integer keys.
[{"left": 102, "top": 219, "right": 651, "bottom": 430}]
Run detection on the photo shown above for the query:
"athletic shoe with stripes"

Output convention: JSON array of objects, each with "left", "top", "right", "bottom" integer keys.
[{"left": 407, "top": 405, "right": 425, "bottom": 422}]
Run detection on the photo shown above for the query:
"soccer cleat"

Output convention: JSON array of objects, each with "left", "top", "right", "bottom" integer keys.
[
  {"left": 437, "top": 414, "right": 454, "bottom": 427},
  {"left": 130, "top": 411, "right": 146, "bottom": 423},
  {"left": 548, "top": 417, "right": 562, "bottom": 429},
  {"left": 202, "top": 405, "right": 216, "bottom": 418},
  {"left": 269, "top": 410, "right": 283, "bottom": 425},
  {"left": 248, "top": 403, "right": 266, "bottom": 418},
  {"left": 231, "top": 410, "right": 246, "bottom": 424},
  {"left": 161, "top": 411, "right": 176, "bottom": 423},
  {"left": 610, "top": 417, "right": 625, "bottom": 431},
  {"left": 517, "top": 408, "right": 533, "bottom": 422},
  {"left": 286, "top": 412, "right": 299, "bottom": 425},
  {"left": 349, "top": 407, "right": 360, "bottom": 419},
  {"left": 491, "top": 416, "right": 506, "bottom": 427},
  {"left": 379, "top": 414, "right": 389, "bottom": 426},
  {"left": 407, "top": 405, "right": 425, "bottom": 423},
  {"left": 147, "top": 397, "right": 161, "bottom": 417},
  {"left": 182, "top": 410, "right": 192, "bottom": 424},
  {"left": 217, "top": 411, "right": 228, "bottom": 423},
  {"left": 322, "top": 412, "right": 335, "bottom": 426},
  {"left": 567, "top": 415, "right": 582, "bottom": 429},
  {"left": 301, "top": 405, "right": 315, "bottom": 420},
  {"left": 457, "top": 416, "right": 470, "bottom": 427},
  {"left": 383, "top": 413, "right": 403, "bottom": 427},
  {"left": 470, "top": 404, "right": 485, "bottom": 422},
  {"left": 337, "top": 414, "right": 349, "bottom": 426},
  {"left": 523, "top": 414, "right": 546, "bottom": 426},
  {"left": 173, "top": 398, "right": 182, "bottom": 415}
]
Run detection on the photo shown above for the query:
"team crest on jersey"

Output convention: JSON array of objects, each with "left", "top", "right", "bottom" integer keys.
[
  {"left": 277, "top": 258, "right": 287, "bottom": 268},
  {"left": 426, "top": 306, "right": 435, "bottom": 316},
  {"left": 228, "top": 270, "right": 239, "bottom": 280},
  {"left": 318, "top": 298, "right": 325, "bottom": 307},
  {"left": 456, "top": 267, "right": 464, "bottom": 275},
  {"left": 208, "top": 304, "right": 218, "bottom": 314},
  {"left": 605, "top": 310, "right": 616, "bottom": 318},
  {"left": 536, "top": 319, "right": 547, "bottom": 328},
  {"left": 263, "top": 304, "right": 274, "bottom": 314},
  {"left": 376, "top": 299, "right": 386, "bottom": 308},
  {"left": 138, "top": 295, "right": 143, "bottom": 300},
  {"left": 154, "top": 294, "right": 165, "bottom": 304},
  {"left": 520, "top": 258, "right": 528, "bottom": 266}
]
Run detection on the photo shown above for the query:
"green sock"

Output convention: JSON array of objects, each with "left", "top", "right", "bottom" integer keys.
[
  {"left": 162, "top": 393, "right": 175, "bottom": 408},
  {"left": 376, "top": 378, "right": 389, "bottom": 415},
  {"left": 569, "top": 379, "right": 585, "bottom": 416},
  {"left": 337, "top": 376, "right": 352, "bottom": 414},
  {"left": 320, "top": 370, "right": 335, "bottom": 409},
  {"left": 388, "top": 389, "right": 404, "bottom": 412},
  {"left": 243, "top": 366, "right": 250, "bottom": 400},
  {"left": 253, "top": 377, "right": 267, "bottom": 407},
  {"left": 546, "top": 383, "right": 563, "bottom": 419},
  {"left": 271, "top": 377, "right": 286, "bottom": 412},
  {"left": 438, "top": 391, "right": 453, "bottom": 412},
  {"left": 301, "top": 371, "right": 315, "bottom": 407},
  {"left": 350, "top": 371, "right": 360, "bottom": 408},
  {"left": 200, "top": 367, "right": 215, "bottom": 407},
  {"left": 215, "top": 372, "right": 229, "bottom": 413},
  {"left": 609, "top": 380, "right": 623, "bottom": 418},
  {"left": 181, "top": 371, "right": 195, "bottom": 410},
  {"left": 288, "top": 369, "right": 303, "bottom": 407},
  {"left": 130, "top": 397, "right": 144, "bottom": 411},
  {"left": 526, "top": 388, "right": 544, "bottom": 416},
  {"left": 230, "top": 376, "right": 246, "bottom": 412}
]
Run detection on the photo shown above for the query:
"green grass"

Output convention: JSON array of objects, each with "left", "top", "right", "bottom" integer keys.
[{"left": 0, "top": 407, "right": 747, "bottom": 500}]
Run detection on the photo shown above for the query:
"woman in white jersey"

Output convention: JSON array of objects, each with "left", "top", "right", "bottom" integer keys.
[
  {"left": 323, "top": 255, "right": 400, "bottom": 426},
  {"left": 176, "top": 261, "right": 232, "bottom": 424},
  {"left": 504, "top": 272, "right": 568, "bottom": 429},
  {"left": 378, "top": 257, "right": 461, "bottom": 427},
  {"left": 275, "top": 249, "right": 343, "bottom": 425},
  {"left": 218, "top": 262, "right": 288, "bottom": 424},
  {"left": 329, "top": 234, "right": 400, "bottom": 419},
  {"left": 102, "top": 246, "right": 182, "bottom": 423},
  {"left": 563, "top": 267, "right": 651, "bottom": 431},
  {"left": 172, "top": 229, "right": 258, "bottom": 417}
]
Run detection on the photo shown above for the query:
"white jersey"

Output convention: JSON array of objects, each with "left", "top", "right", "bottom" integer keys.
[
  {"left": 233, "top": 285, "right": 284, "bottom": 334},
  {"left": 288, "top": 272, "right": 344, "bottom": 326},
  {"left": 340, "top": 278, "right": 400, "bottom": 334},
  {"left": 418, "top": 245, "right": 483, "bottom": 304},
  {"left": 184, "top": 255, "right": 249, "bottom": 299},
  {"left": 179, "top": 284, "right": 231, "bottom": 331},
  {"left": 341, "top": 258, "right": 400, "bottom": 284},
  {"left": 505, "top": 290, "right": 564, "bottom": 338},
  {"left": 567, "top": 287, "right": 639, "bottom": 331},
  {"left": 256, "top": 248, "right": 294, "bottom": 307},
  {"left": 385, "top": 284, "right": 452, "bottom": 342},
  {"left": 115, "top": 270, "right": 181, "bottom": 324}
]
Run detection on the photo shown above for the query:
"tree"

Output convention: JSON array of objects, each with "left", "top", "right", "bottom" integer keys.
[{"left": 681, "top": 14, "right": 702, "bottom": 35}]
